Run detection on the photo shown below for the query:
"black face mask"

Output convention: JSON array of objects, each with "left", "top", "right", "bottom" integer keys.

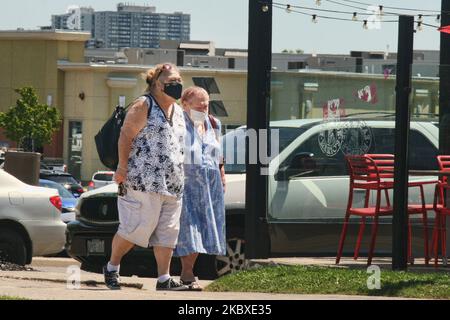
[{"left": 164, "top": 82, "right": 183, "bottom": 100}]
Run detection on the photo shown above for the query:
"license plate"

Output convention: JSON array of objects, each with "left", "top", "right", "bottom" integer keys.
[{"left": 87, "top": 239, "right": 105, "bottom": 255}]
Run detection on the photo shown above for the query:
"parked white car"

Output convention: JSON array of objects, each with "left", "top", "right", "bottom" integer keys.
[
  {"left": 46, "top": 164, "right": 68, "bottom": 173},
  {"left": 224, "top": 119, "right": 440, "bottom": 219},
  {"left": 87, "top": 171, "right": 115, "bottom": 191},
  {"left": 0, "top": 170, "right": 67, "bottom": 265}
]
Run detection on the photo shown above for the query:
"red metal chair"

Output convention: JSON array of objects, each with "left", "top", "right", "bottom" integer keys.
[
  {"left": 432, "top": 156, "right": 450, "bottom": 266},
  {"left": 366, "top": 154, "right": 435, "bottom": 265},
  {"left": 337, "top": 154, "right": 435, "bottom": 266},
  {"left": 336, "top": 155, "right": 394, "bottom": 266}
]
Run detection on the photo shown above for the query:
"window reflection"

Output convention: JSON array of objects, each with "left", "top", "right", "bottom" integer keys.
[{"left": 68, "top": 121, "right": 83, "bottom": 181}]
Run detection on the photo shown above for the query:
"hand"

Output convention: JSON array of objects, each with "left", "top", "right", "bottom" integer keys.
[
  {"left": 222, "top": 180, "right": 226, "bottom": 193},
  {"left": 114, "top": 167, "right": 127, "bottom": 184},
  {"left": 220, "top": 166, "right": 226, "bottom": 193}
]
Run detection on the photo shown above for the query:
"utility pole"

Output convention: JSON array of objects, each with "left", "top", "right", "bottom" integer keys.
[
  {"left": 440, "top": 0, "right": 450, "bottom": 154},
  {"left": 392, "top": 15, "right": 414, "bottom": 271},
  {"left": 245, "top": 0, "right": 272, "bottom": 259}
]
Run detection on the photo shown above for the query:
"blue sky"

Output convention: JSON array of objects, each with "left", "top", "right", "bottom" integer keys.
[{"left": 0, "top": 0, "right": 443, "bottom": 54}]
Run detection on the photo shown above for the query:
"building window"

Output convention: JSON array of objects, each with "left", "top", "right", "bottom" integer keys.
[
  {"left": 68, "top": 121, "right": 83, "bottom": 181},
  {"left": 192, "top": 77, "right": 221, "bottom": 94},
  {"left": 288, "top": 61, "right": 305, "bottom": 70},
  {"left": 209, "top": 101, "right": 229, "bottom": 117}
]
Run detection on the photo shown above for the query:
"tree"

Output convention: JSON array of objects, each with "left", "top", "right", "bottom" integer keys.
[{"left": 0, "top": 87, "right": 62, "bottom": 152}]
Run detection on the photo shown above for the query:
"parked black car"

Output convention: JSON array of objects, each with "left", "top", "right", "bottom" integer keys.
[
  {"left": 65, "top": 184, "right": 230, "bottom": 279},
  {"left": 40, "top": 170, "right": 84, "bottom": 198}
]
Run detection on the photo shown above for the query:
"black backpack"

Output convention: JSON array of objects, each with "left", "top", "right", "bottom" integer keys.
[{"left": 95, "top": 94, "right": 152, "bottom": 170}]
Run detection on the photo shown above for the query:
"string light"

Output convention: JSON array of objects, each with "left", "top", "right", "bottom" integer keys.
[
  {"left": 335, "top": 0, "right": 444, "bottom": 14},
  {"left": 324, "top": 0, "right": 443, "bottom": 18},
  {"left": 363, "top": 20, "right": 368, "bottom": 29},
  {"left": 316, "top": 0, "right": 322, "bottom": 6},
  {"left": 261, "top": 4, "right": 269, "bottom": 12},
  {"left": 271, "top": 3, "right": 402, "bottom": 23},
  {"left": 274, "top": 2, "right": 379, "bottom": 17},
  {"left": 417, "top": 21, "right": 423, "bottom": 32},
  {"left": 272, "top": 2, "right": 443, "bottom": 20},
  {"left": 268, "top": 2, "right": 440, "bottom": 30}
]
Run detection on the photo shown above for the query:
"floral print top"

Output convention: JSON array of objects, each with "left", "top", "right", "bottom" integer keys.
[{"left": 126, "top": 95, "right": 186, "bottom": 199}]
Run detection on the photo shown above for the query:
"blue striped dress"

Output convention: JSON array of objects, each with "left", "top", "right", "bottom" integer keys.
[{"left": 174, "top": 112, "right": 226, "bottom": 257}]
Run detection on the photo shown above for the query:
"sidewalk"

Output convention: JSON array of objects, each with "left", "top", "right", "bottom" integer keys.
[{"left": 0, "top": 257, "right": 418, "bottom": 300}]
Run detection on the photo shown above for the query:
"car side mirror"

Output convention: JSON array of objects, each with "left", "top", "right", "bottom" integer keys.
[
  {"left": 290, "top": 152, "right": 316, "bottom": 171},
  {"left": 275, "top": 152, "right": 316, "bottom": 181}
]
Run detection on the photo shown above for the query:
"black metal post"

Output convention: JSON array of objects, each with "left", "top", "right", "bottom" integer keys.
[
  {"left": 245, "top": 0, "right": 272, "bottom": 259},
  {"left": 439, "top": 0, "right": 450, "bottom": 154},
  {"left": 393, "top": 15, "right": 415, "bottom": 271}
]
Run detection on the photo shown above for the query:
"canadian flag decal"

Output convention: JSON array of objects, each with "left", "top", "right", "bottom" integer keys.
[
  {"left": 356, "top": 83, "right": 378, "bottom": 104},
  {"left": 323, "top": 98, "right": 345, "bottom": 120}
]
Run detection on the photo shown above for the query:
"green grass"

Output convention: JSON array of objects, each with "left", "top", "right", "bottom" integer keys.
[
  {"left": 205, "top": 265, "right": 450, "bottom": 299},
  {"left": 0, "top": 295, "right": 29, "bottom": 300}
]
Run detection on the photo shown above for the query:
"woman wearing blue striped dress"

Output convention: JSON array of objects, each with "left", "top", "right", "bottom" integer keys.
[{"left": 174, "top": 86, "right": 226, "bottom": 291}]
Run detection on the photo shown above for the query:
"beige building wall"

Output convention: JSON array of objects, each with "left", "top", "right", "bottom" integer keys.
[
  {"left": 0, "top": 32, "right": 90, "bottom": 113},
  {"left": 0, "top": 31, "right": 91, "bottom": 156},
  {"left": 0, "top": 39, "right": 58, "bottom": 112}
]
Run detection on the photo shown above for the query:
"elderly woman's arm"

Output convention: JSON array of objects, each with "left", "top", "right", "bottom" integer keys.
[
  {"left": 114, "top": 100, "right": 149, "bottom": 184},
  {"left": 220, "top": 163, "right": 226, "bottom": 193}
]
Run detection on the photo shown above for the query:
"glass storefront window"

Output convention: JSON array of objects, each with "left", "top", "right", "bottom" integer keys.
[
  {"left": 68, "top": 121, "right": 83, "bottom": 181},
  {"left": 255, "top": 5, "right": 446, "bottom": 256},
  {"left": 267, "top": 69, "right": 441, "bottom": 221}
]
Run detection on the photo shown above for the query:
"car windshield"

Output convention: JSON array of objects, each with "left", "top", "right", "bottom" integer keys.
[
  {"left": 94, "top": 173, "right": 114, "bottom": 181},
  {"left": 222, "top": 127, "right": 306, "bottom": 174},
  {"left": 40, "top": 181, "right": 74, "bottom": 198},
  {"left": 45, "top": 175, "right": 78, "bottom": 185}
]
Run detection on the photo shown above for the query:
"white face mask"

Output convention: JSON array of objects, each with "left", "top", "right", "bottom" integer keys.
[{"left": 190, "top": 109, "right": 207, "bottom": 126}]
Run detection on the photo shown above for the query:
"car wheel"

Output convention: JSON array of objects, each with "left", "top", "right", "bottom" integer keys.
[
  {"left": 195, "top": 227, "right": 247, "bottom": 279},
  {"left": 80, "top": 260, "right": 104, "bottom": 274},
  {"left": 215, "top": 237, "right": 247, "bottom": 277},
  {"left": 0, "top": 229, "right": 27, "bottom": 266}
]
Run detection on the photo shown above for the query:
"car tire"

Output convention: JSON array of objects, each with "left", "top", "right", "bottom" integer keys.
[
  {"left": 196, "top": 226, "right": 246, "bottom": 280},
  {"left": 80, "top": 260, "right": 104, "bottom": 274},
  {"left": 0, "top": 228, "right": 27, "bottom": 266}
]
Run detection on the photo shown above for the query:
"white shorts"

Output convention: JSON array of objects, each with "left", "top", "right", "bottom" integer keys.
[{"left": 117, "top": 188, "right": 182, "bottom": 248}]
